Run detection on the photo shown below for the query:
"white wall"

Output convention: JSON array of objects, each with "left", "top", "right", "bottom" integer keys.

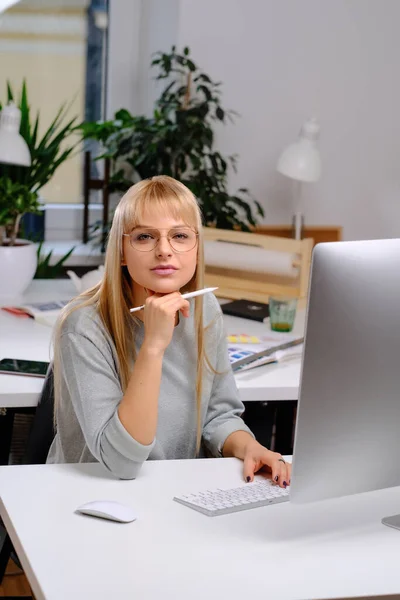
[
  {"left": 107, "top": 0, "right": 180, "bottom": 117},
  {"left": 108, "top": 0, "right": 400, "bottom": 241},
  {"left": 137, "top": 0, "right": 180, "bottom": 115},
  {"left": 107, "top": 0, "right": 142, "bottom": 117}
]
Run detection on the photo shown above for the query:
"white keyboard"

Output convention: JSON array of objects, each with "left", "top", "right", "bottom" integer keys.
[{"left": 173, "top": 479, "right": 290, "bottom": 517}]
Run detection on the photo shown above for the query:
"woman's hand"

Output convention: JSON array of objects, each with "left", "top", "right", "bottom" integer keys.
[
  {"left": 142, "top": 291, "right": 190, "bottom": 354},
  {"left": 242, "top": 439, "right": 291, "bottom": 488}
]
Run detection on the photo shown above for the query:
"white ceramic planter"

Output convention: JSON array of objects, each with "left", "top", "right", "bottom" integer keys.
[{"left": 0, "top": 239, "right": 37, "bottom": 301}]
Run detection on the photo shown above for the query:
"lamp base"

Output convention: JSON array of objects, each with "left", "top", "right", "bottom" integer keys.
[{"left": 292, "top": 212, "right": 304, "bottom": 240}]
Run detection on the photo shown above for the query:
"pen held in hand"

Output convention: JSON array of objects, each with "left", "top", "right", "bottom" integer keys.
[{"left": 129, "top": 287, "right": 218, "bottom": 313}]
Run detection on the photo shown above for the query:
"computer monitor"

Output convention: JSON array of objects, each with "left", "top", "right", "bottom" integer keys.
[{"left": 290, "top": 239, "right": 400, "bottom": 503}]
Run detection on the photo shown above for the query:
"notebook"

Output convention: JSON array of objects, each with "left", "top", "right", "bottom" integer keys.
[
  {"left": 228, "top": 336, "right": 304, "bottom": 371},
  {"left": 1, "top": 300, "right": 69, "bottom": 327},
  {"left": 221, "top": 298, "right": 270, "bottom": 322}
]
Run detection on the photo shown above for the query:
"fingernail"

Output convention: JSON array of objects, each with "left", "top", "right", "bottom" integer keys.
[
  {"left": 283, "top": 481, "right": 287, "bottom": 487},
  {"left": 275, "top": 476, "right": 279, "bottom": 482},
  {"left": 246, "top": 476, "right": 251, "bottom": 483}
]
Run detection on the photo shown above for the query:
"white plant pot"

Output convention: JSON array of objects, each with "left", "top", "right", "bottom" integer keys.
[{"left": 0, "top": 239, "right": 37, "bottom": 301}]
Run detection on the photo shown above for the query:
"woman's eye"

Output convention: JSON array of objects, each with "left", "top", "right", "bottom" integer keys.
[{"left": 173, "top": 232, "right": 189, "bottom": 240}]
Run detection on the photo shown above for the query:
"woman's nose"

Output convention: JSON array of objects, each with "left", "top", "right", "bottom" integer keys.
[{"left": 156, "top": 236, "right": 173, "bottom": 256}]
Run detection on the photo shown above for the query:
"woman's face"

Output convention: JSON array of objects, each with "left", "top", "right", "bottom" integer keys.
[{"left": 122, "top": 208, "right": 198, "bottom": 298}]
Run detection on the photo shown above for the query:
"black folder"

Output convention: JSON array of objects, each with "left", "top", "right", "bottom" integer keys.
[{"left": 221, "top": 298, "right": 270, "bottom": 322}]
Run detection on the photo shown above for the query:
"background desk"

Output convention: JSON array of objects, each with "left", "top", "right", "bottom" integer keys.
[
  {"left": 0, "top": 280, "right": 305, "bottom": 458},
  {"left": 0, "top": 279, "right": 304, "bottom": 406},
  {"left": 0, "top": 458, "right": 399, "bottom": 600}
]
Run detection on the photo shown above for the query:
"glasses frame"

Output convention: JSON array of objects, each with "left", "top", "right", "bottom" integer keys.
[{"left": 122, "top": 227, "right": 199, "bottom": 253}]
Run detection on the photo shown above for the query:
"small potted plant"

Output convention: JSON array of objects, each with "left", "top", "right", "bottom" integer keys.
[
  {"left": 0, "top": 176, "right": 41, "bottom": 298},
  {"left": 0, "top": 81, "right": 79, "bottom": 299}
]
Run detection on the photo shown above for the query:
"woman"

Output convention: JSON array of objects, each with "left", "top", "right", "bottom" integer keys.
[{"left": 47, "top": 176, "right": 291, "bottom": 486}]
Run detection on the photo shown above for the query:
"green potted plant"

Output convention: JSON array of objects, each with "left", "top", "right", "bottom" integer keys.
[
  {"left": 0, "top": 81, "right": 80, "bottom": 299},
  {"left": 81, "top": 46, "right": 264, "bottom": 233}
]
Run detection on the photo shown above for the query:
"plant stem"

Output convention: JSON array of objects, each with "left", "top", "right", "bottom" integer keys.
[
  {"left": 10, "top": 213, "right": 23, "bottom": 245},
  {"left": 183, "top": 71, "right": 192, "bottom": 110}
]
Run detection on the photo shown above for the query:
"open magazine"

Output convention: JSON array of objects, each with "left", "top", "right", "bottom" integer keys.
[
  {"left": 227, "top": 331, "right": 303, "bottom": 372},
  {"left": 1, "top": 300, "right": 70, "bottom": 327}
]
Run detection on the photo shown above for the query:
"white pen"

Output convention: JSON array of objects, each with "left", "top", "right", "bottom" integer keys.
[{"left": 129, "top": 287, "right": 218, "bottom": 313}]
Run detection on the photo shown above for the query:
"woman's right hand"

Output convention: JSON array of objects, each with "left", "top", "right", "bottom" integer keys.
[{"left": 142, "top": 292, "right": 190, "bottom": 354}]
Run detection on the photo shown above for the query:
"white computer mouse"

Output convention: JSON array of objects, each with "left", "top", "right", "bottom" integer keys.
[{"left": 76, "top": 500, "right": 137, "bottom": 523}]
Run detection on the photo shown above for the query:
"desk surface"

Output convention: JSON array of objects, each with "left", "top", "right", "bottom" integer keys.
[
  {"left": 0, "top": 457, "right": 399, "bottom": 600},
  {"left": 0, "top": 280, "right": 305, "bottom": 407}
]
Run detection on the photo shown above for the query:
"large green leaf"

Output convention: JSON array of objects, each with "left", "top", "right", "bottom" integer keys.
[{"left": 19, "top": 79, "right": 31, "bottom": 143}]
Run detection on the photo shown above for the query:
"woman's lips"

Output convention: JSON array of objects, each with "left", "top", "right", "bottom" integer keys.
[{"left": 151, "top": 268, "right": 177, "bottom": 276}]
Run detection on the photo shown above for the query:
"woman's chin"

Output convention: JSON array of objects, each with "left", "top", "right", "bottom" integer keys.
[{"left": 146, "top": 281, "right": 181, "bottom": 295}]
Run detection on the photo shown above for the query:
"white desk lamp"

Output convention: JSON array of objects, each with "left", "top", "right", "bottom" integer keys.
[
  {"left": 277, "top": 118, "right": 321, "bottom": 239},
  {"left": 0, "top": 102, "right": 31, "bottom": 167},
  {"left": 0, "top": 1, "right": 19, "bottom": 13}
]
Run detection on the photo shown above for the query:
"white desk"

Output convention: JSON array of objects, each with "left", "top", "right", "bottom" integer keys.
[
  {"left": 0, "top": 280, "right": 74, "bottom": 408},
  {"left": 1, "top": 457, "right": 399, "bottom": 600},
  {"left": 0, "top": 280, "right": 305, "bottom": 408}
]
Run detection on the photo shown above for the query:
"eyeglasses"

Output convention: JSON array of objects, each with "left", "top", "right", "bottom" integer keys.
[{"left": 123, "top": 227, "right": 198, "bottom": 253}]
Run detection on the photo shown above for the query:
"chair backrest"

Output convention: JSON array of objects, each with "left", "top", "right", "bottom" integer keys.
[
  {"left": 23, "top": 364, "right": 55, "bottom": 464},
  {"left": 202, "top": 227, "right": 314, "bottom": 305}
]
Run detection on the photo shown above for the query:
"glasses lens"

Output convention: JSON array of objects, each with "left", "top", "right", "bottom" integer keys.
[
  {"left": 169, "top": 228, "right": 197, "bottom": 252},
  {"left": 129, "top": 228, "right": 197, "bottom": 252},
  {"left": 130, "top": 229, "right": 158, "bottom": 251}
]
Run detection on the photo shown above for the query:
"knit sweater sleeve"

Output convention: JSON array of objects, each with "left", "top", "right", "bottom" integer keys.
[{"left": 58, "top": 318, "right": 155, "bottom": 480}]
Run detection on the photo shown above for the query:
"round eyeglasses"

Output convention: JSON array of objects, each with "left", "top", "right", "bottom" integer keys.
[{"left": 123, "top": 227, "right": 198, "bottom": 253}]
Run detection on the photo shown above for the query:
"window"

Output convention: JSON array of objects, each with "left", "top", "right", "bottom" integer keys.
[{"left": 0, "top": 0, "right": 108, "bottom": 203}]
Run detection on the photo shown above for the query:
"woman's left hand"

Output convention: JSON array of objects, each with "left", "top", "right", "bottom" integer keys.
[{"left": 243, "top": 439, "right": 291, "bottom": 488}]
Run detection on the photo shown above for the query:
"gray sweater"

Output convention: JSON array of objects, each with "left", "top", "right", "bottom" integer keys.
[{"left": 46, "top": 293, "right": 253, "bottom": 479}]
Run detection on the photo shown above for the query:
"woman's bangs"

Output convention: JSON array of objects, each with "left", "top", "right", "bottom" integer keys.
[{"left": 123, "top": 188, "right": 198, "bottom": 232}]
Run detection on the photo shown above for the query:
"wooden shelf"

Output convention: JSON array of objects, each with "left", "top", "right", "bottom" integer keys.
[{"left": 254, "top": 225, "right": 342, "bottom": 246}]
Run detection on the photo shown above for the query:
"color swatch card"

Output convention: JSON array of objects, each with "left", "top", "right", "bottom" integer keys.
[{"left": 227, "top": 334, "right": 261, "bottom": 344}]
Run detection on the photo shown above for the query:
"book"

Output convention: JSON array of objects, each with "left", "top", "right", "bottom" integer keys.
[
  {"left": 221, "top": 298, "right": 270, "bottom": 322},
  {"left": 228, "top": 333, "right": 303, "bottom": 372},
  {"left": 1, "top": 299, "right": 70, "bottom": 327}
]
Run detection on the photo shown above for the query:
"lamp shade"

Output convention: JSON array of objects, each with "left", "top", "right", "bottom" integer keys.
[
  {"left": 0, "top": 1, "right": 19, "bottom": 13},
  {"left": 0, "top": 102, "right": 31, "bottom": 167},
  {"left": 277, "top": 118, "right": 321, "bottom": 183}
]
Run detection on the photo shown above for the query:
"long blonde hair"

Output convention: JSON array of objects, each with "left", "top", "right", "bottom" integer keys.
[{"left": 53, "top": 175, "right": 208, "bottom": 452}]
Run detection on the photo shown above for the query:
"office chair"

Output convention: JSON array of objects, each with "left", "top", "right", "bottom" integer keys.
[{"left": 0, "top": 365, "right": 55, "bottom": 599}]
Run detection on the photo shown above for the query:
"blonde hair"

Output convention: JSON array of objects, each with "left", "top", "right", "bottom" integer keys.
[{"left": 53, "top": 175, "right": 210, "bottom": 453}]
